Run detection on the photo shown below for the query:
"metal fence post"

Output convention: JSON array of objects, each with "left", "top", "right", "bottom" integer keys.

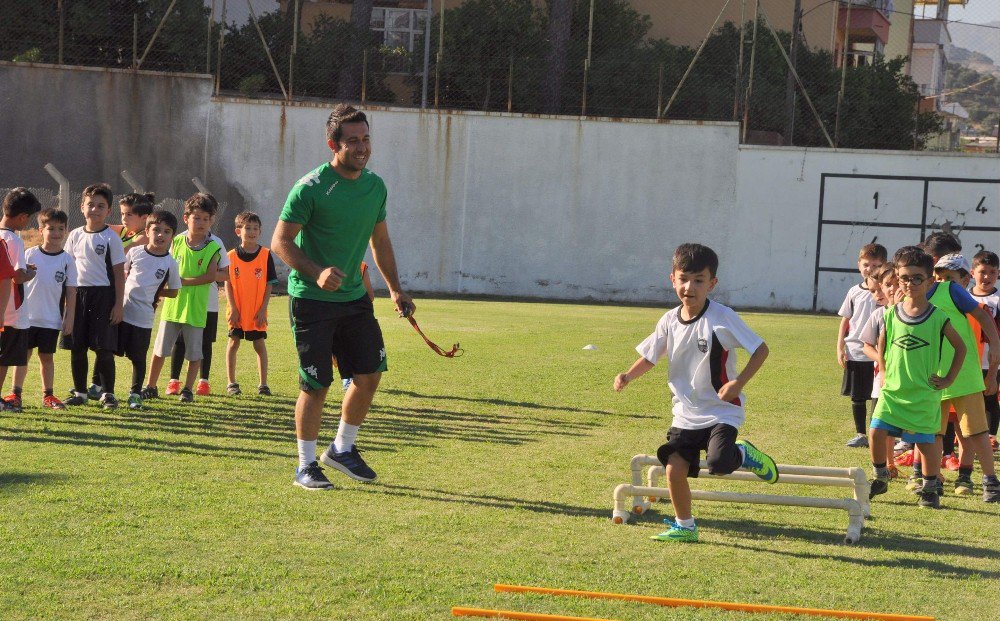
[
  {"left": 361, "top": 49, "right": 368, "bottom": 103},
  {"left": 289, "top": 0, "right": 300, "bottom": 99},
  {"left": 656, "top": 64, "right": 664, "bottom": 120},
  {"left": 57, "top": 0, "right": 64, "bottom": 64},
  {"left": 507, "top": 56, "right": 514, "bottom": 113},
  {"left": 215, "top": 0, "right": 227, "bottom": 96},
  {"left": 421, "top": 0, "right": 432, "bottom": 108},
  {"left": 137, "top": 0, "right": 179, "bottom": 70},
  {"left": 133, "top": 14, "right": 139, "bottom": 68},
  {"left": 207, "top": 0, "right": 216, "bottom": 74},
  {"left": 581, "top": 0, "right": 595, "bottom": 116},
  {"left": 435, "top": 0, "right": 444, "bottom": 108}
]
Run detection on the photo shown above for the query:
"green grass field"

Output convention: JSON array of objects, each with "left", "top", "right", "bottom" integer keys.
[{"left": 1, "top": 298, "right": 997, "bottom": 620}]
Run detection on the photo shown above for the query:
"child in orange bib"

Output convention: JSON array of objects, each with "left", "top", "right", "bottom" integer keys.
[{"left": 224, "top": 211, "right": 278, "bottom": 396}]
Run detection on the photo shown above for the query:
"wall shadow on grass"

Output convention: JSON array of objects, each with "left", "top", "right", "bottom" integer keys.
[
  {"left": 381, "top": 388, "right": 655, "bottom": 419},
  {"left": 0, "top": 471, "right": 68, "bottom": 494}
]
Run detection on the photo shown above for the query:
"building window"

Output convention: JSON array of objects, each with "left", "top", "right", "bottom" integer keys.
[{"left": 371, "top": 8, "right": 428, "bottom": 54}]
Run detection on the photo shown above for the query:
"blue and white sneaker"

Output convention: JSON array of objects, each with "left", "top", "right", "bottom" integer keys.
[
  {"left": 342, "top": 378, "right": 353, "bottom": 392},
  {"left": 320, "top": 445, "right": 377, "bottom": 482},
  {"left": 87, "top": 383, "right": 102, "bottom": 401},
  {"left": 294, "top": 461, "right": 334, "bottom": 490},
  {"left": 737, "top": 439, "right": 779, "bottom": 484}
]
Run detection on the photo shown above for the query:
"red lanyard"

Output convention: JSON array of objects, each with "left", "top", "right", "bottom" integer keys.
[{"left": 406, "top": 315, "right": 463, "bottom": 358}]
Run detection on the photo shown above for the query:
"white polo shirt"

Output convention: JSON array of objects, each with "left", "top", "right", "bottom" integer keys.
[
  {"left": 636, "top": 300, "right": 765, "bottom": 430},
  {"left": 18, "top": 246, "right": 78, "bottom": 330},
  {"left": 65, "top": 225, "right": 127, "bottom": 287},
  {"left": 123, "top": 246, "right": 182, "bottom": 329},
  {"left": 838, "top": 283, "right": 878, "bottom": 362}
]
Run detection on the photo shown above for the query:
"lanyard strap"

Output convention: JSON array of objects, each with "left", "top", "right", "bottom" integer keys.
[{"left": 406, "top": 315, "right": 463, "bottom": 358}]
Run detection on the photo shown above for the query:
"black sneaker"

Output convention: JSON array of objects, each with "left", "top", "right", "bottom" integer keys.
[
  {"left": 140, "top": 386, "right": 159, "bottom": 399},
  {"left": 294, "top": 461, "right": 334, "bottom": 490},
  {"left": 257, "top": 384, "right": 272, "bottom": 396},
  {"left": 320, "top": 445, "right": 377, "bottom": 482},
  {"left": 64, "top": 391, "right": 87, "bottom": 406},
  {"left": 100, "top": 393, "right": 119, "bottom": 410},
  {"left": 983, "top": 476, "right": 1000, "bottom": 503},
  {"left": 918, "top": 482, "right": 941, "bottom": 509},
  {"left": 869, "top": 478, "right": 889, "bottom": 499},
  {"left": 179, "top": 387, "right": 194, "bottom": 403},
  {"left": 226, "top": 383, "right": 241, "bottom": 396}
]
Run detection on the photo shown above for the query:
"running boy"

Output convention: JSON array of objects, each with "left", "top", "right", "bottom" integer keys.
[
  {"left": 837, "top": 243, "right": 887, "bottom": 448},
  {"left": 867, "top": 247, "right": 966, "bottom": 509},
  {"left": 64, "top": 183, "right": 127, "bottom": 409},
  {"left": 0, "top": 188, "right": 39, "bottom": 409},
  {"left": 970, "top": 250, "right": 999, "bottom": 450},
  {"left": 224, "top": 211, "right": 278, "bottom": 396},
  {"left": 9, "top": 209, "right": 77, "bottom": 410},
  {"left": 614, "top": 243, "right": 778, "bottom": 543},
  {"left": 143, "top": 193, "right": 220, "bottom": 403},
  {"left": 119, "top": 210, "right": 181, "bottom": 410}
]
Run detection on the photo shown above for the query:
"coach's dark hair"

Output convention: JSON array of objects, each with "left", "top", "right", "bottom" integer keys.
[
  {"left": 972, "top": 250, "right": 998, "bottom": 269},
  {"left": 82, "top": 183, "right": 114, "bottom": 208},
  {"left": 672, "top": 243, "right": 719, "bottom": 278},
  {"left": 859, "top": 243, "right": 887, "bottom": 262},
  {"left": 183, "top": 193, "right": 218, "bottom": 217},
  {"left": 146, "top": 209, "right": 178, "bottom": 234},
  {"left": 2, "top": 187, "right": 42, "bottom": 218},
  {"left": 921, "top": 231, "right": 961, "bottom": 259},
  {"left": 234, "top": 210, "right": 261, "bottom": 228},
  {"left": 122, "top": 192, "right": 156, "bottom": 218},
  {"left": 893, "top": 246, "right": 934, "bottom": 276},
  {"left": 326, "top": 104, "right": 369, "bottom": 143},
  {"left": 37, "top": 208, "right": 68, "bottom": 226}
]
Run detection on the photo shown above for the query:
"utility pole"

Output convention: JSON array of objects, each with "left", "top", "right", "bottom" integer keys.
[{"left": 783, "top": 0, "right": 802, "bottom": 145}]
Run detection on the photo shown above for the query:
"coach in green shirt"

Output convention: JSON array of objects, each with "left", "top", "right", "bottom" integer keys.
[{"left": 273, "top": 104, "right": 414, "bottom": 491}]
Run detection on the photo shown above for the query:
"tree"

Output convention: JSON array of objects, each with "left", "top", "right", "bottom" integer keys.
[{"left": 336, "top": 0, "right": 374, "bottom": 100}]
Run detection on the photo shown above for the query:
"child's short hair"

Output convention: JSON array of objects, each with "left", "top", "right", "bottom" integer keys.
[
  {"left": 875, "top": 264, "right": 896, "bottom": 282},
  {"left": 82, "top": 183, "right": 114, "bottom": 208},
  {"left": 972, "top": 250, "right": 998, "bottom": 269},
  {"left": 121, "top": 192, "right": 156, "bottom": 218},
  {"left": 859, "top": 243, "right": 887, "bottom": 262},
  {"left": 672, "top": 243, "right": 719, "bottom": 278},
  {"left": 37, "top": 208, "right": 68, "bottom": 227},
  {"left": 3, "top": 187, "right": 42, "bottom": 218},
  {"left": 145, "top": 209, "right": 178, "bottom": 234},
  {"left": 234, "top": 211, "right": 262, "bottom": 228},
  {"left": 183, "top": 193, "right": 218, "bottom": 217},
  {"left": 893, "top": 246, "right": 934, "bottom": 276},
  {"left": 921, "top": 231, "right": 961, "bottom": 258},
  {"left": 326, "top": 104, "right": 369, "bottom": 143}
]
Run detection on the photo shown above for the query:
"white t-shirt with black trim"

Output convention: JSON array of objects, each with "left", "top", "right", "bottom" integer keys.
[
  {"left": 859, "top": 307, "right": 887, "bottom": 398},
  {"left": 65, "top": 225, "right": 127, "bottom": 287},
  {"left": 0, "top": 228, "right": 26, "bottom": 327},
  {"left": 971, "top": 287, "right": 998, "bottom": 370},
  {"left": 123, "top": 246, "right": 182, "bottom": 329},
  {"left": 18, "top": 247, "right": 78, "bottom": 330},
  {"left": 636, "top": 300, "right": 765, "bottom": 430},
  {"left": 838, "top": 283, "right": 878, "bottom": 362}
]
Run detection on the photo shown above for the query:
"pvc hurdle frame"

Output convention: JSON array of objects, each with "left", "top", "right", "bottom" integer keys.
[{"left": 612, "top": 455, "right": 869, "bottom": 544}]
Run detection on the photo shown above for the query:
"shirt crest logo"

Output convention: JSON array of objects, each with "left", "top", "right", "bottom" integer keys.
[
  {"left": 54, "top": 270, "right": 66, "bottom": 284},
  {"left": 697, "top": 338, "right": 708, "bottom": 353},
  {"left": 234, "top": 266, "right": 240, "bottom": 278},
  {"left": 254, "top": 267, "right": 263, "bottom": 279},
  {"left": 298, "top": 171, "right": 322, "bottom": 187},
  {"left": 155, "top": 268, "right": 166, "bottom": 279},
  {"left": 95, "top": 243, "right": 106, "bottom": 256},
  {"left": 892, "top": 334, "right": 929, "bottom": 351}
]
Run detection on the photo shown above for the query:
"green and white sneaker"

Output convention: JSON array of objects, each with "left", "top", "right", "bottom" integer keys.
[
  {"left": 651, "top": 520, "right": 698, "bottom": 543},
  {"left": 737, "top": 439, "right": 779, "bottom": 484},
  {"left": 127, "top": 393, "right": 143, "bottom": 410}
]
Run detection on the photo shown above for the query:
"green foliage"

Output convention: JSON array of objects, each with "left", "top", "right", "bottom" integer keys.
[
  {"left": 12, "top": 47, "right": 42, "bottom": 63},
  {"left": 238, "top": 74, "right": 266, "bottom": 98},
  {"left": 944, "top": 62, "right": 1000, "bottom": 129}
]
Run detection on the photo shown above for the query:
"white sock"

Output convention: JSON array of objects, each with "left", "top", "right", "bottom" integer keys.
[
  {"left": 297, "top": 439, "right": 317, "bottom": 469},
  {"left": 676, "top": 517, "right": 696, "bottom": 528},
  {"left": 333, "top": 421, "right": 360, "bottom": 453}
]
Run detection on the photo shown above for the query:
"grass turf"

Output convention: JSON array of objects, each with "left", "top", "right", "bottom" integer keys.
[{"left": 1, "top": 298, "right": 997, "bottom": 620}]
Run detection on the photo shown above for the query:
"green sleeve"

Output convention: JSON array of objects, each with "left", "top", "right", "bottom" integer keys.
[
  {"left": 376, "top": 180, "right": 387, "bottom": 224},
  {"left": 280, "top": 183, "right": 313, "bottom": 225}
]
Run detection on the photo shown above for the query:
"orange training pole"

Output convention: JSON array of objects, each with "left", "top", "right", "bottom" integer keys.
[
  {"left": 493, "top": 585, "right": 934, "bottom": 621},
  {"left": 452, "top": 608, "right": 617, "bottom": 621}
]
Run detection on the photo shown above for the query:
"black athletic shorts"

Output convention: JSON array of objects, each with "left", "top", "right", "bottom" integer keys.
[
  {"left": 72, "top": 286, "right": 119, "bottom": 351},
  {"left": 116, "top": 321, "right": 152, "bottom": 361},
  {"left": 656, "top": 423, "right": 742, "bottom": 478},
  {"left": 0, "top": 327, "right": 30, "bottom": 366},
  {"left": 229, "top": 328, "right": 267, "bottom": 342},
  {"left": 841, "top": 360, "right": 875, "bottom": 401},
  {"left": 290, "top": 295, "right": 386, "bottom": 390},
  {"left": 25, "top": 326, "right": 60, "bottom": 355}
]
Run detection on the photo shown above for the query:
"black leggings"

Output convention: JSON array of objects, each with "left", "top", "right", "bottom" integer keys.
[
  {"left": 73, "top": 347, "right": 115, "bottom": 394},
  {"left": 171, "top": 337, "right": 212, "bottom": 381}
]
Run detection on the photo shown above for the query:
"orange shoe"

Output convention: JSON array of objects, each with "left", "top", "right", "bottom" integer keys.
[
  {"left": 887, "top": 463, "right": 900, "bottom": 479},
  {"left": 895, "top": 450, "right": 915, "bottom": 467},
  {"left": 166, "top": 379, "right": 181, "bottom": 396},
  {"left": 196, "top": 380, "right": 210, "bottom": 396},
  {"left": 943, "top": 454, "right": 961, "bottom": 471},
  {"left": 42, "top": 394, "right": 66, "bottom": 410}
]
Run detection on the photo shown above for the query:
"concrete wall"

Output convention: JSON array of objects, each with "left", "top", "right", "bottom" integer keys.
[{"left": 3, "top": 62, "right": 997, "bottom": 311}]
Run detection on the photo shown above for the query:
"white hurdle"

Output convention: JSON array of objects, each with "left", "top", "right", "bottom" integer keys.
[{"left": 612, "top": 455, "right": 869, "bottom": 544}]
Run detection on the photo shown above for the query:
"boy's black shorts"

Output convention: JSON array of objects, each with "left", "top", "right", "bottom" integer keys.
[
  {"left": 116, "top": 321, "right": 151, "bottom": 361},
  {"left": 656, "top": 423, "right": 742, "bottom": 478},
  {"left": 25, "top": 326, "right": 60, "bottom": 355},
  {"left": 72, "top": 286, "right": 118, "bottom": 351},
  {"left": 0, "top": 327, "right": 30, "bottom": 366},
  {"left": 841, "top": 360, "right": 875, "bottom": 401},
  {"left": 290, "top": 295, "right": 386, "bottom": 390},
  {"left": 229, "top": 328, "right": 267, "bottom": 342}
]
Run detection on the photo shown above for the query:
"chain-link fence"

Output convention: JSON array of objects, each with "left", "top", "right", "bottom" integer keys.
[{"left": 2, "top": 1, "right": 998, "bottom": 151}]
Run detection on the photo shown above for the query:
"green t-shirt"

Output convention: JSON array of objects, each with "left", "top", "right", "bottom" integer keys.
[
  {"left": 280, "top": 163, "right": 387, "bottom": 302},
  {"left": 161, "top": 235, "right": 221, "bottom": 328},
  {"left": 929, "top": 282, "right": 986, "bottom": 399},
  {"left": 873, "top": 304, "right": 950, "bottom": 435}
]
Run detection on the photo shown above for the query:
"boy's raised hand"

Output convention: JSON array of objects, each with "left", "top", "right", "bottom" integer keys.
[{"left": 613, "top": 373, "right": 629, "bottom": 392}]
